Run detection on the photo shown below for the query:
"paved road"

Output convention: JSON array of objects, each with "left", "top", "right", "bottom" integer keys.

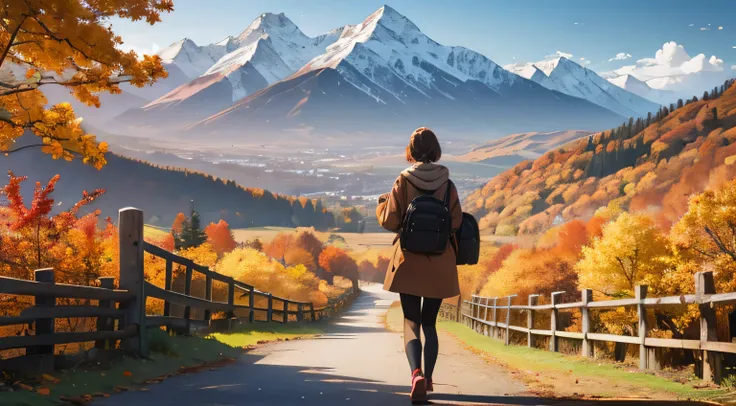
[{"left": 99, "top": 283, "right": 539, "bottom": 405}]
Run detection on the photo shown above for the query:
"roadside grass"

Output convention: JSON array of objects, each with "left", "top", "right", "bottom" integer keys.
[
  {"left": 384, "top": 302, "right": 727, "bottom": 402},
  {"left": 210, "top": 323, "right": 325, "bottom": 348},
  {"left": 439, "top": 321, "right": 727, "bottom": 401},
  {"left": 4, "top": 323, "right": 325, "bottom": 406}
]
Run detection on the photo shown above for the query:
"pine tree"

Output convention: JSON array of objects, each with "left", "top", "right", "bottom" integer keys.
[
  {"left": 175, "top": 209, "right": 208, "bottom": 250},
  {"left": 677, "top": 99, "right": 684, "bottom": 109},
  {"left": 712, "top": 107, "right": 719, "bottom": 123},
  {"left": 703, "top": 91, "right": 710, "bottom": 101}
]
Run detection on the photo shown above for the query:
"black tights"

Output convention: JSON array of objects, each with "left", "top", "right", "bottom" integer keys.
[{"left": 399, "top": 293, "right": 442, "bottom": 379}]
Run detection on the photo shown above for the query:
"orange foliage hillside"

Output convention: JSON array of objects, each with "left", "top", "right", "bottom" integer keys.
[{"left": 466, "top": 80, "right": 736, "bottom": 235}]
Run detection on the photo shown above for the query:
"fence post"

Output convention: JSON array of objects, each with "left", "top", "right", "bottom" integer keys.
[
  {"left": 267, "top": 293, "right": 273, "bottom": 322},
  {"left": 636, "top": 285, "right": 648, "bottom": 370},
  {"left": 163, "top": 258, "right": 172, "bottom": 333},
  {"left": 528, "top": 294, "right": 539, "bottom": 348},
  {"left": 118, "top": 207, "right": 148, "bottom": 357},
  {"left": 550, "top": 291, "right": 564, "bottom": 352},
  {"left": 183, "top": 263, "right": 193, "bottom": 322},
  {"left": 581, "top": 289, "right": 593, "bottom": 358},
  {"left": 491, "top": 297, "right": 498, "bottom": 339},
  {"left": 696, "top": 271, "right": 722, "bottom": 383},
  {"left": 28, "top": 269, "right": 55, "bottom": 357},
  {"left": 204, "top": 271, "right": 213, "bottom": 324},
  {"left": 310, "top": 303, "right": 316, "bottom": 322},
  {"left": 297, "top": 304, "right": 304, "bottom": 322},
  {"left": 248, "top": 288, "right": 255, "bottom": 323},
  {"left": 504, "top": 295, "right": 515, "bottom": 346},
  {"left": 96, "top": 277, "right": 116, "bottom": 350},
  {"left": 482, "top": 297, "right": 489, "bottom": 336},
  {"left": 282, "top": 301, "right": 289, "bottom": 324},
  {"left": 226, "top": 280, "right": 235, "bottom": 328},
  {"left": 456, "top": 294, "right": 462, "bottom": 322}
]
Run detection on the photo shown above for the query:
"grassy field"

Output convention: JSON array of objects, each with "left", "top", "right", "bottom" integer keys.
[
  {"left": 4, "top": 324, "right": 326, "bottom": 406},
  {"left": 383, "top": 303, "right": 728, "bottom": 402}
]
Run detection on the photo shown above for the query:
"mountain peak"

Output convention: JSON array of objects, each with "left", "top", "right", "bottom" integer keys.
[{"left": 370, "top": 4, "right": 419, "bottom": 35}]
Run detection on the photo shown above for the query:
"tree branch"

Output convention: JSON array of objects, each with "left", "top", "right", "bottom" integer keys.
[
  {"left": 704, "top": 225, "right": 736, "bottom": 261},
  {"left": 0, "top": 16, "right": 28, "bottom": 68}
]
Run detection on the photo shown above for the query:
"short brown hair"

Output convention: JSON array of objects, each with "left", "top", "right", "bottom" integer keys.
[{"left": 405, "top": 127, "right": 442, "bottom": 163}]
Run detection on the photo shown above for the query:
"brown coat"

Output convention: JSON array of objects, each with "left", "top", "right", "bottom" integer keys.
[{"left": 376, "top": 164, "right": 462, "bottom": 299}]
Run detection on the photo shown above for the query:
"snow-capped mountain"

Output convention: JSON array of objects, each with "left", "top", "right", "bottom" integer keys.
[
  {"left": 112, "top": 6, "right": 625, "bottom": 142},
  {"left": 607, "top": 74, "right": 674, "bottom": 105},
  {"left": 505, "top": 57, "right": 661, "bottom": 117}
]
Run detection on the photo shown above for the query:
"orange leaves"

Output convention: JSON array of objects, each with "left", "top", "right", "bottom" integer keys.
[
  {"left": 123, "top": 370, "right": 133, "bottom": 377},
  {"left": 171, "top": 212, "right": 186, "bottom": 234},
  {"left": 0, "top": 0, "right": 173, "bottom": 167},
  {"left": 37, "top": 387, "right": 51, "bottom": 395},
  {"left": 204, "top": 220, "right": 237, "bottom": 256},
  {"left": 318, "top": 246, "right": 358, "bottom": 285}
]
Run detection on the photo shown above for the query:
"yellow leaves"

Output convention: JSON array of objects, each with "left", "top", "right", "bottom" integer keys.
[{"left": 0, "top": 0, "right": 173, "bottom": 167}]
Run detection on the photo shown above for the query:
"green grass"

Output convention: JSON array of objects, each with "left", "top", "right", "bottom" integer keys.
[
  {"left": 209, "top": 323, "right": 325, "bottom": 348},
  {"left": 439, "top": 321, "right": 725, "bottom": 400},
  {"left": 5, "top": 324, "right": 325, "bottom": 406}
]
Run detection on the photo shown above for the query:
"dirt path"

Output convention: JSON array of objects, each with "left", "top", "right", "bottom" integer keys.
[{"left": 97, "top": 284, "right": 539, "bottom": 405}]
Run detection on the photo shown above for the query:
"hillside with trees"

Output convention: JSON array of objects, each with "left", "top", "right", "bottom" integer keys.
[
  {"left": 5, "top": 137, "right": 336, "bottom": 229},
  {"left": 465, "top": 79, "right": 736, "bottom": 236}
]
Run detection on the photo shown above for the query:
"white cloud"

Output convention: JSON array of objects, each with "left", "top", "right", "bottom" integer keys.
[
  {"left": 700, "top": 27, "right": 709, "bottom": 31},
  {"left": 719, "top": 26, "right": 724, "bottom": 30},
  {"left": 732, "top": 65, "right": 736, "bottom": 71},
  {"left": 608, "top": 52, "right": 632, "bottom": 62},
  {"left": 118, "top": 42, "right": 160, "bottom": 57},
  {"left": 604, "top": 41, "right": 729, "bottom": 97},
  {"left": 579, "top": 57, "right": 591, "bottom": 65},
  {"left": 689, "top": 24, "right": 694, "bottom": 27},
  {"left": 551, "top": 51, "right": 573, "bottom": 59}
]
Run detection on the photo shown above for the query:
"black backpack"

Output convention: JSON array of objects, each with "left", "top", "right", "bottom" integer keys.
[
  {"left": 455, "top": 212, "right": 480, "bottom": 265},
  {"left": 400, "top": 179, "right": 452, "bottom": 255}
]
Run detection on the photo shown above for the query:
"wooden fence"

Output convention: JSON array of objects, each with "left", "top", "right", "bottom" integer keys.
[
  {"left": 461, "top": 271, "right": 736, "bottom": 384},
  {"left": 0, "top": 207, "right": 357, "bottom": 372}
]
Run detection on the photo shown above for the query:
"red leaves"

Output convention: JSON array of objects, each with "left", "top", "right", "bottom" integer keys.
[{"left": 204, "top": 220, "right": 237, "bottom": 255}]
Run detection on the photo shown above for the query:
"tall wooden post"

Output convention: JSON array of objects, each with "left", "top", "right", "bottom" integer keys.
[
  {"left": 163, "top": 258, "right": 172, "bottom": 333},
  {"left": 505, "top": 295, "right": 515, "bottom": 346},
  {"left": 204, "top": 271, "right": 213, "bottom": 323},
  {"left": 491, "top": 297, "right": 498, "bottom": 339},
  {"left": 29, "top": 269, "right": 55, "bottom": 356},
  {"left": 550, "top": 291, "right": 564, "bottom": 353},
  {"left": 96, "top": 277, "right": 116, "bottom": 350},
  {"left": 310, "top": 302, "right": 316, "bottom": 322},
  {"left": 528, "top": 295, "right": 539, "bottom": 348},
  {"left": 581, "top": 289, "right": 593, "bottom": 358},
  {"left": 482, "top": 297, "right": 490, "bottom": 336},
  {"left": 248, "top": 288, "right": 255, "bottom": 323},
  {"left": 183, "top": 264, "right": 193, "bottom": 321},
  {"left": 696, "top": 271, "right": 721, "bottom": 383},
  {"left": 297, "top": 304, "right": 304, "bottom": 322},
  {"left": 456, "top": 294, "right": 462, "bottom": 322},
  {"left": 282, "top": 301, "right": 289, "bottom": 324},
  {"left": 118, "top": 207, "right": 147, "bottom": 357},
  {"left": 226, "top": 280, "right": 235, "bottom": 321},
  {"left": 267, "top": 293, "right": 274, "bottom": 322},
  {"left": 636, "top": 285, "right": 649, "bottom": 370}
]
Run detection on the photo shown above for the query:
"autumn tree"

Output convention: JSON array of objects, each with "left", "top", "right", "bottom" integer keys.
[
  {"left": 0, "top": 0, "right": 172, "bottom": 167},
  {"left": 576, "top": 212, "right": 672, "bottom": 298},
  {"left": 318, "top": 246, "right": 358, "bottom": 287},
  {"left": 174, "top": 209, "right": 207, "bottom": 250},
  {"left": 672, "top": 179, "right": 736, "bottom": 292},
  {"left": 204, "top": 219, "right": 237, "bottom": 256},
  {"left": 171, "top": 212, "right": 185, "bottom": 234}
]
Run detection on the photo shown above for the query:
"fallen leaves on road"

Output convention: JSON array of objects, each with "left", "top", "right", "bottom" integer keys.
[
  {"left": 59, "top": 396, "right": 90, "bottom": 406},
  {"left": 123, "top": 370, "right": 133, "bottom": 377},
  {"left": 41, "top": 374, "right": 60, "bottom": 384},
  {"left": 37, "top": 387, "right": 51, "bottom": 395}
]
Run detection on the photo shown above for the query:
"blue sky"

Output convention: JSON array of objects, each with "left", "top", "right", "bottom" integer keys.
[{"left": 113, "top": 0, "right": 736, "bottom": 70}]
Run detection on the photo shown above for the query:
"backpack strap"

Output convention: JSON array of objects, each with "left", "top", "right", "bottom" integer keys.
[{"left": 444, "top": 180, "right": 453, "bottom": 210}]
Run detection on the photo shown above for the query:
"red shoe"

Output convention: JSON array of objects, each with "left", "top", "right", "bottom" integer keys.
[
  {"left": 426, "top": 378, "right": 433, "bottom": 392},
  {"left": 410, "top": 369, "right": 427, "bottom": 404}
]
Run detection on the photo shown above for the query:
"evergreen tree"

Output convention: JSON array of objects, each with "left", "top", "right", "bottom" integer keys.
[
  {"left": 175, "top": 209, "right": 208, "bottom": 250},
  {"left": 677, "top": 99, "right": 684, "bottom": 109},
  {"left": 703, "top": 91, "right": 710, "bottom": 101},
  {"left": 711, "top": 107, "right": 719, "bottom": 123}
]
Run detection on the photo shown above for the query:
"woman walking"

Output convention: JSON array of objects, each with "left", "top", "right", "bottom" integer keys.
[{"left": 376, "top": 127, "right": 462, "bottom": 404}]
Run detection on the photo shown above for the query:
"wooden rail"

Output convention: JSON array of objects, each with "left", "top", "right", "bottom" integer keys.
[
  {"left": 0, "top": 207, "right": 359, "bottom": 373},
  {"left": 459, "top": 271, "right": 729, "bottom": 384}
]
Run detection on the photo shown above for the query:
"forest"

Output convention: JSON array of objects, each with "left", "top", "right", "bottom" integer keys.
[
  {"left": 4, "top": 136, "right": 338, "bottom": 230},
  {"left": 458, "top": 81, "right": 736, "bottom": 358}
]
